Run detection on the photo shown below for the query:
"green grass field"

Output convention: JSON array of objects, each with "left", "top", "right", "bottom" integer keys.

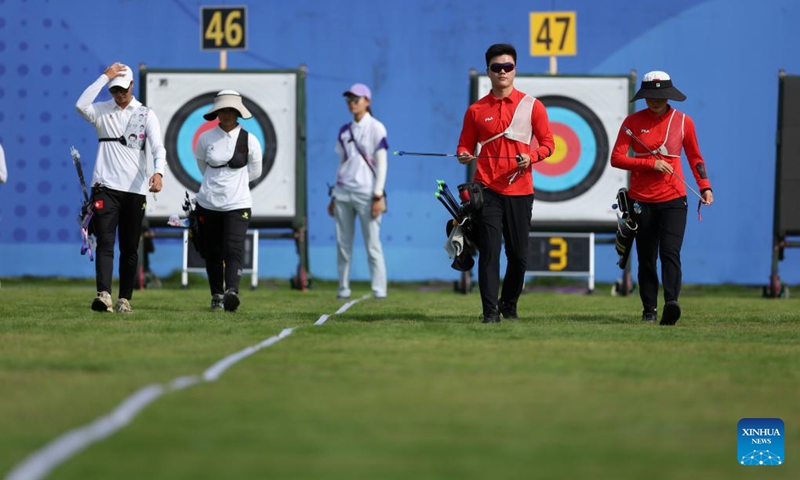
[{"left": 1, "top": 277, "right": 799, "bottom": 479}]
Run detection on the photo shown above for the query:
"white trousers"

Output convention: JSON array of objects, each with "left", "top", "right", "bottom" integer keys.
[{"left": 333, "top": 189, "right": 387, "bottom": 298}]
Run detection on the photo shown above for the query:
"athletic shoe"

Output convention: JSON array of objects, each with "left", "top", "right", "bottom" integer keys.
[
  {"left": 223, "top": 289, "right": 240, "bottom": 312},
  {"left": 91, "top": 291, "right": 113, "bottom": 312},
  {"left": 660, "top": 301, "right": 681, "bottom": 326},
  {"left": 641, "top": 309, "right": 657, "bottom": 323},
  {"left": 498, "top": 300, "right": 519, "bottom": 320},
  {"left": 114, "top": 298, "right": 132, "bottom": 314},
  {"left": 210, "top": 294, "right": 224, "bottom": 311},
  {"left": 482, "top": 309, "right": 501, "bottom": 324}
]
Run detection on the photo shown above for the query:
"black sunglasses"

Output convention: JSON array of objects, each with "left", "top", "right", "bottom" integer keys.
[
  {"left": 109, "top": 86, "right": 130, "bottom": 95},
  {"left": 345, "top": 95, "right": 362, "bottom": 104},
  {"left": 489, "top": 62, "right": 515, "bottom": 73}
]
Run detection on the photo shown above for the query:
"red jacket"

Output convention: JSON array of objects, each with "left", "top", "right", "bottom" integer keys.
[
  {"left": 611, "top": 106, "right": 711, "bottom": 202},
  {"left": 457, "top": 88, "right": 554, "bottom": 195}
]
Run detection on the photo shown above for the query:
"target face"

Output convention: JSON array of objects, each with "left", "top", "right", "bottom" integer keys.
[
  {"left": 475, "top": 75, "right": 630, "bottom": 230},
  {"left": 164, "top": 92, "right": 278, "bottom": 191},
  {"left": 143, "top": 71, "right": 299, "bottom": 222},
  {"left": 532, "top": 96, "right": 608, "bottom": 202}
]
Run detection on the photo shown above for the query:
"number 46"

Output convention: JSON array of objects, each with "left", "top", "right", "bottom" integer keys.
[{"left": 205, "top": 10, "right": 244, "bottom": 48}]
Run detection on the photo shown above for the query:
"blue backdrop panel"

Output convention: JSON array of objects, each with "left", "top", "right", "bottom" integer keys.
[{"left": 1, "top": 0, "right": 799, "bottom": 285}]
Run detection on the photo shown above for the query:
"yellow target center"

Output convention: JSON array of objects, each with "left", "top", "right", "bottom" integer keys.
[{"left": 544, "top": 134, "right": 567, "bottom": 164}]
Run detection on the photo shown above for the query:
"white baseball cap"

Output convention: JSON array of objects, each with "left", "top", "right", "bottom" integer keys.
[{"left": 108, "top": 66, "right": 133, "bottom": 90}]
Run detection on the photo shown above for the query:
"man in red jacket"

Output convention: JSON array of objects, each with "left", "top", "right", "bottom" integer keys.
[
  {"left": 611, "top": 71, "right": 714, "bottom": 325},
  {"left": 457, "top": 43, "right": 555, "bottom": 323}
]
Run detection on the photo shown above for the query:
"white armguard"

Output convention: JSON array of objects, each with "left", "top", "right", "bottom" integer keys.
[{"left": 373, "top": 148, "right": 387, "bottom": 196}]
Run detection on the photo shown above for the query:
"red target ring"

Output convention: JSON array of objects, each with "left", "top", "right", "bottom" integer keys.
[{"left": 534, "top": 123, "right": 580, "bottom": 176}]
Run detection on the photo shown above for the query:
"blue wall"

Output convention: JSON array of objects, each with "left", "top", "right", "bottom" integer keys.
[{"left": 0, "top": 0, "right": 798, "bottom": 285}]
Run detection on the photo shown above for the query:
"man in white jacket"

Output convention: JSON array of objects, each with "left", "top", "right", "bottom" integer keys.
[{"left": 75, "top": 62, "right": 166, "bottom": 314}]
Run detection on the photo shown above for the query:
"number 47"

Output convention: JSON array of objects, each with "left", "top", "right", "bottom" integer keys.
[{"left": 530, "top": 12, "right": 577, "bottom": 56}]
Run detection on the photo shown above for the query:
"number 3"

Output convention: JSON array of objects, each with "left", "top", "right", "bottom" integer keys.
[{"left": 548, "top": 237, "right": 567, "bottom": 271}]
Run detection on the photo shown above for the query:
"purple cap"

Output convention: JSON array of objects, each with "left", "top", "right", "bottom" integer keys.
[{"left": 343, "top": 83, "right": 371, "bottom": 100}]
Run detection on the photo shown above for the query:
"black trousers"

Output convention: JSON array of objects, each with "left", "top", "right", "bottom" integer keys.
[
  {"left": 633, "top": 196, "right": 687, "bottom": 312},
  {"left": 90, "top": 187, "right": 146, "bottom": 300},
  {"left": 197, "top": 206, "right": 251, "bottom": 296},
  {"left": 473, "top": 189, "right": 534, "bottom": 315}
]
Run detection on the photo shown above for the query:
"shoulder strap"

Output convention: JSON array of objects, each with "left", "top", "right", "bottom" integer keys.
[
  {"left": 479, "top": 95, "right": 534, "bottom": 149},
  {"left": 209, "top": 128, "right": 249, "bottom": 169},
  {"left": 98, "top": 105, "right": 149, "bottom": 150},
  {"left": 236, "top": 128, "right": 248, "bottom": 150},
  {"left": 347, "top": 124, "right": 376, "bottom": 178}
]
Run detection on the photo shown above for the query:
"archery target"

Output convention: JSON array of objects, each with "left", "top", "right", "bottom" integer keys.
[
  {"left": 531, "top": 96, "right": 608, "bottom": 201},
  {"left": 143, "top": 71, "right": 298, "bottom": 222},
  {"left": 164, "top": 92, "right": 277, "bottom": 192},
  {"left": 476, "top": 75, "right": 630, "bottom": 229}
]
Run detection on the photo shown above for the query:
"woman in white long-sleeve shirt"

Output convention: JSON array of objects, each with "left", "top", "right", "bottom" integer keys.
[
  {"left": 327, "top": 83, "right": 389, "bottom": 299},
  {"left": 194, "top": 90, "right": 263, "bottom": 312},
  {"left": 75, "top": 62, "right": 165, "bottom": 314}
]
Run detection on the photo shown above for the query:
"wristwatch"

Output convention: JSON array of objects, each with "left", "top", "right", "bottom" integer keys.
[{"left": 372, "top": 194, "right": 384, "bottom": 201}]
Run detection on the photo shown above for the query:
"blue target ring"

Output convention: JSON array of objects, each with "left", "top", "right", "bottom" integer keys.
[
  {"left": 176, "top": 109, "right": 267, "bottom": 185},
  {"left": 164, "top": 92, "right": 277, "bottom": 191},
  {"left": 533, "top": 96, "right": 608, "bottom": 202}
]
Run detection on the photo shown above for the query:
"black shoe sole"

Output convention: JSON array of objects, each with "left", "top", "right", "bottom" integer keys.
[
  {"left": 660, "top": 302, "right": 681, "bottom": 325},
  {"left": 91, "top": 298, "right": 111, "bottom": 312},
  {"left": 223, "top": 292, "right": 240, "bottom": 312}
]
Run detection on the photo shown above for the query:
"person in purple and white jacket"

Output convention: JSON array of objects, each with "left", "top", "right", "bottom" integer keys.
[{"left": 327, "top": 83, "right": 389, "bottom": 300}]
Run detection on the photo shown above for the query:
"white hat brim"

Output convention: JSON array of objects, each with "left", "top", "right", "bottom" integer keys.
[{"left": 203, "top": 94, "right": 253, "bottom": 120}]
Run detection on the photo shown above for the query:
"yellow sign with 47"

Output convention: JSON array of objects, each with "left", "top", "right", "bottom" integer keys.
[{"left": 530, "top": 12, "right": 576, "bottom": 56}]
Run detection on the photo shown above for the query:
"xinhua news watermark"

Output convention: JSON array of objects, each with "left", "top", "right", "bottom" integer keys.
[{"left": 738, "top": 418, "right": 784, "bottom": 466}]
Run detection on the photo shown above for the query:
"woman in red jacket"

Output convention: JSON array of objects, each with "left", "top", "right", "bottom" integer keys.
[{"left": 611, "top": 71, "right": 713, "bottom": 325}]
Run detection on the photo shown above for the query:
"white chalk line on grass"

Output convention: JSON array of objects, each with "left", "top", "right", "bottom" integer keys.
[
  {"left": 5, "top": 328, "right": 294, "bottom": 480},
  {"left": 7, "top": 294, "right": 372, "bottom": 480},
  {"left": 315, "top": 294, "right": 370, "bottom": 325}
]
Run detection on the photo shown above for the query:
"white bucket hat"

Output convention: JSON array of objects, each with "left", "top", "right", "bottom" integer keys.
[{"left": 203, "top": 90, "right": 253, "bottom": 120}]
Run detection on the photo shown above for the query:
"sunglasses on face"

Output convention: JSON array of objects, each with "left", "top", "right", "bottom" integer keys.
[
  {"left": 345, "top": 95, "right": 362, "bottom": 104},
  {"left": 489, "top": 62, "right": 515, "bottom": 73},
  {"left": 109, "top": 86, "right": 130, "bottom": 95}
]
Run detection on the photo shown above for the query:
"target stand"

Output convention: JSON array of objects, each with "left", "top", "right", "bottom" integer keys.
[
  {"left": 524, "top": 232, "right": 595, "bottom": 293},
  {"left": 764, "top": 71, "right": 800, "bottom": 298},
  {"left": 181, "top": 229, "right": 259, "bottom": 290}
]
